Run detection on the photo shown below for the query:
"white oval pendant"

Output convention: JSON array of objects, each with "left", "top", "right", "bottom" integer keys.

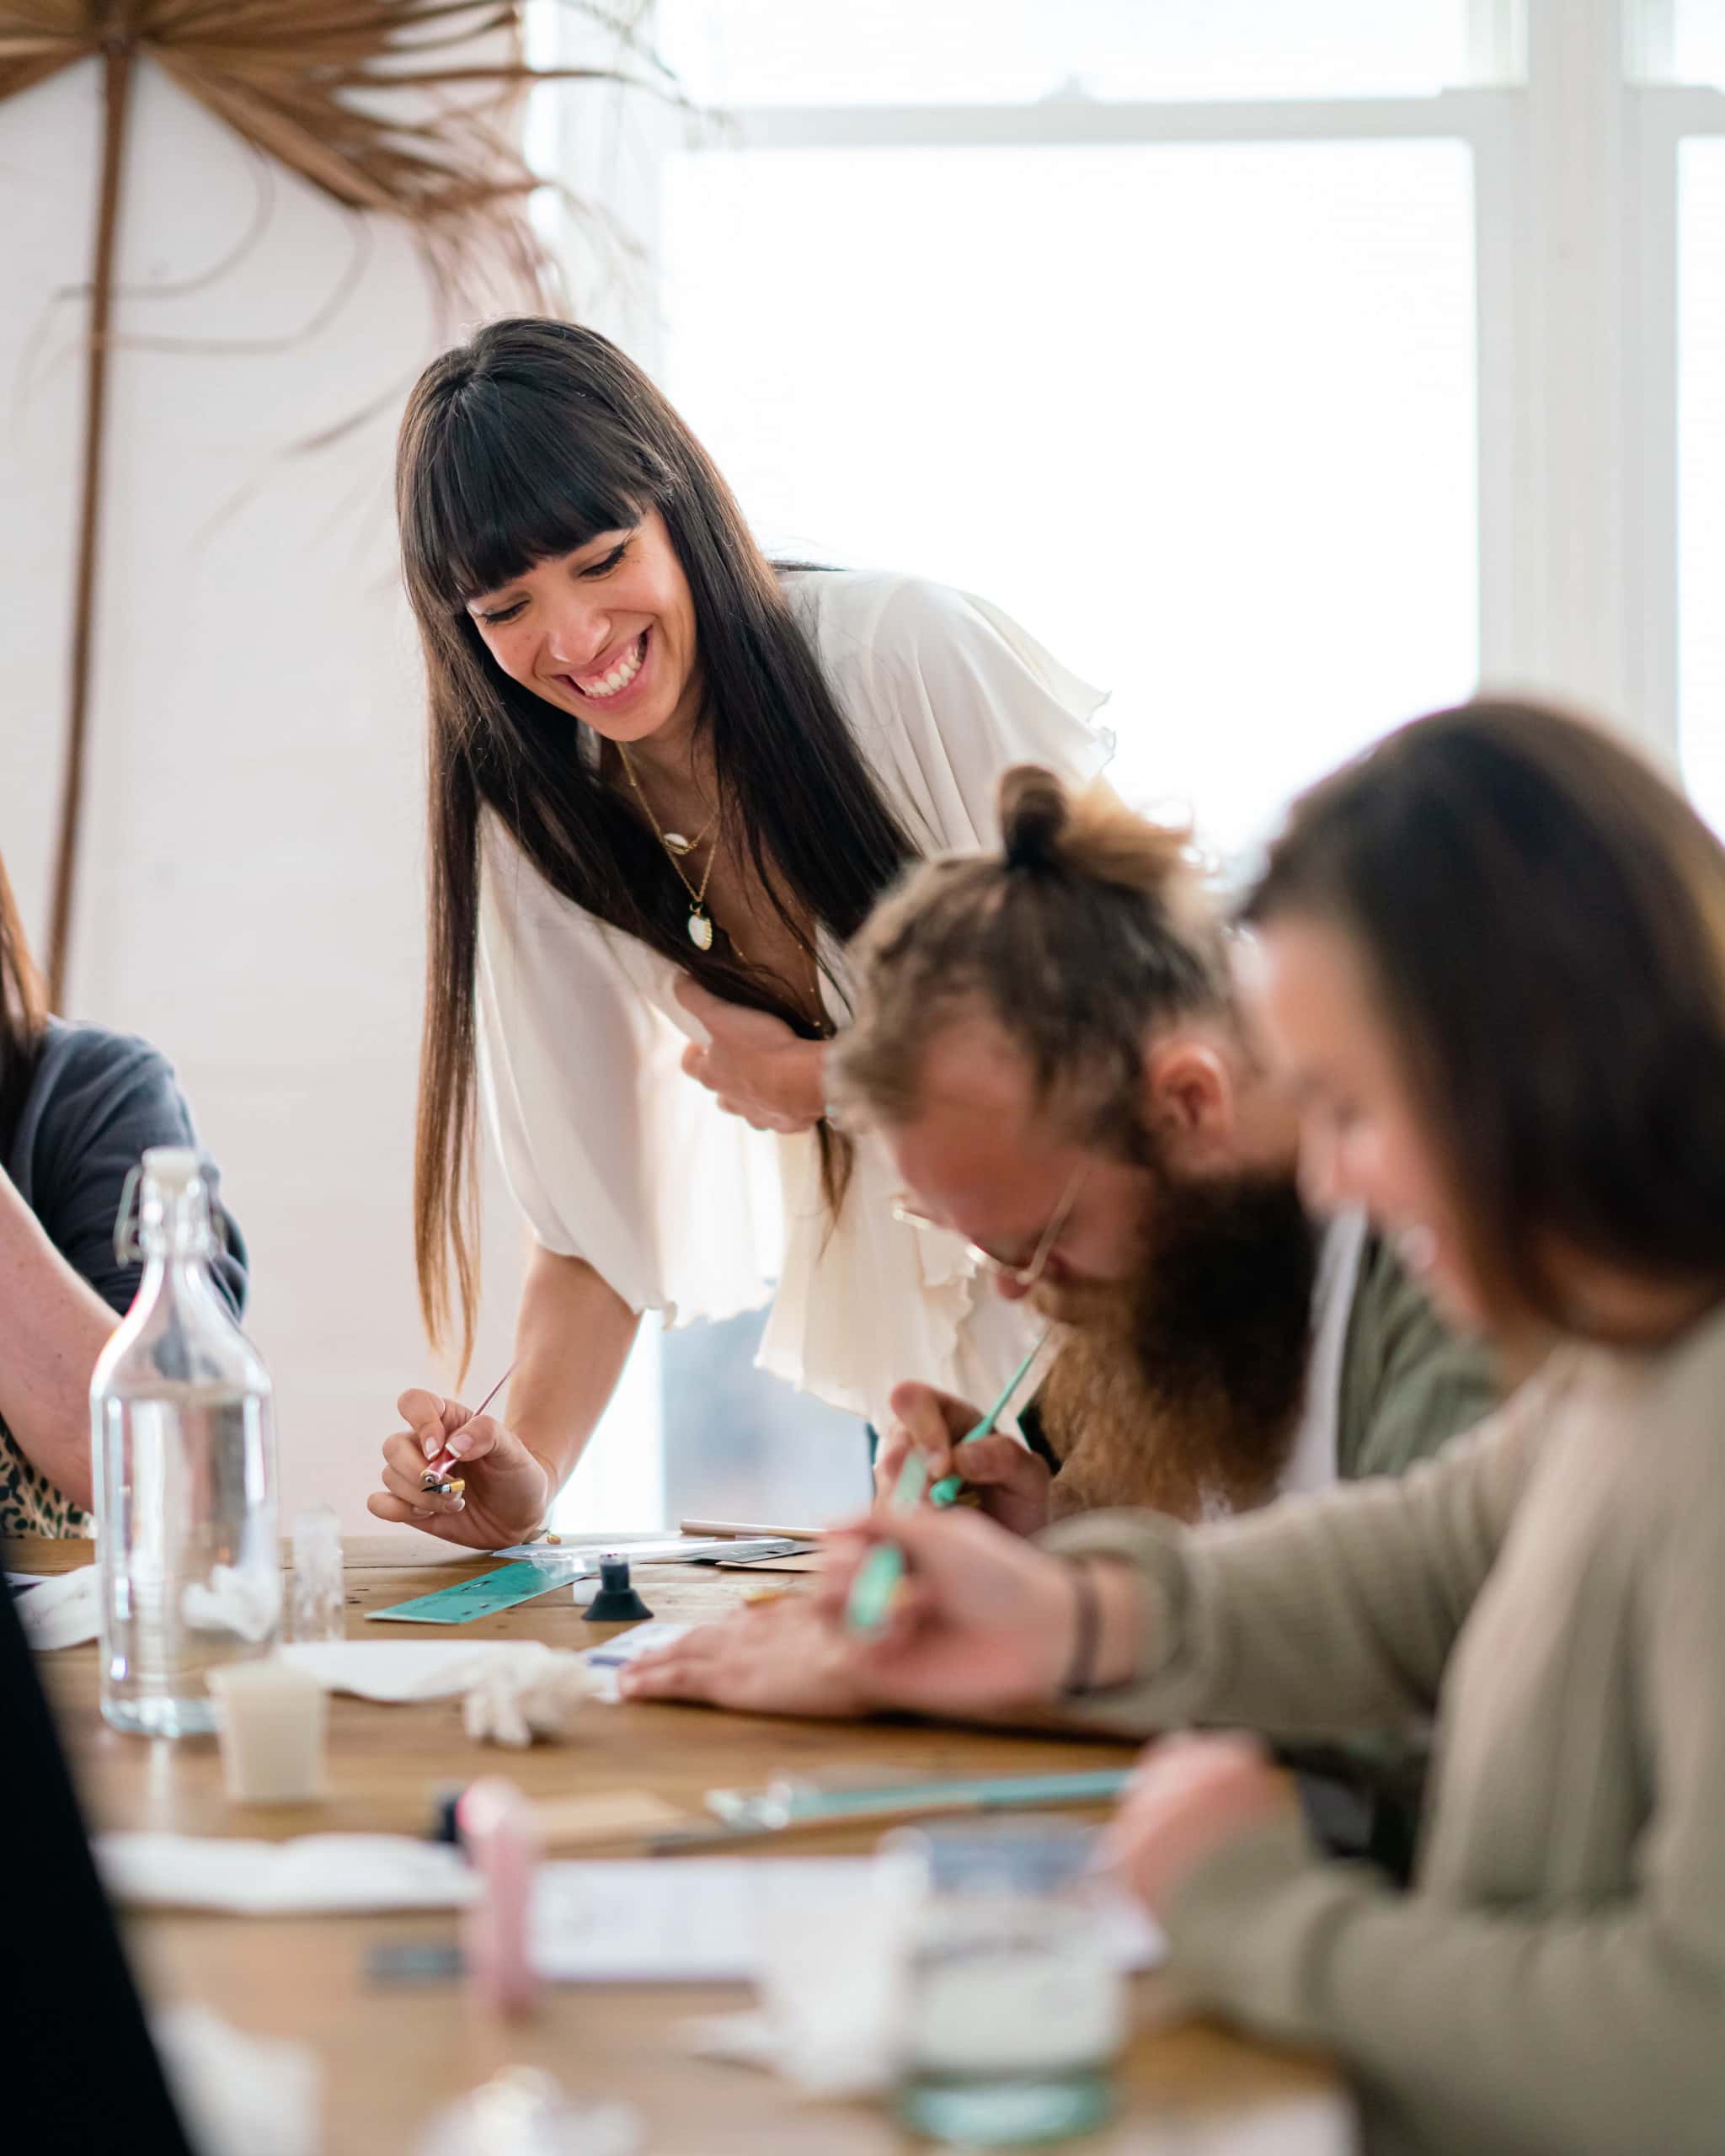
[
  {"left": 664, "top": 833, "right": 692, "bottom": 855},
  {"left": 687, "top": 911, "right": 714, "bottom": 952}
]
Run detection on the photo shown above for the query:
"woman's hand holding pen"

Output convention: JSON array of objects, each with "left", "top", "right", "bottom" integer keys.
[
  {"left": 366, "top": 1388, "right": 554, "bottom": 1549},
  {"left": 873, "top": 1382, "right": 1053, "bottom": 1538},
  {"left": 814, "top": 1508, "right": 1132, "bottom": 1718},
  {"left": 675, "top": 978, "right": 826, "bottom": 1134},
  {"left": 626, "top": 1505, "right": 1148, "bottom": 1721}
]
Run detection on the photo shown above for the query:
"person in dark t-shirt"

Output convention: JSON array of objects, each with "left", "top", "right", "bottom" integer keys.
[{"left": 0, "top": 851, "right": 247, "bottom": 1535}]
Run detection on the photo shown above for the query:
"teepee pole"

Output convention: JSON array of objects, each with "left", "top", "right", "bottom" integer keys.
[{"left": 47, "top": 29, "right": 136, "bottom": 1009}]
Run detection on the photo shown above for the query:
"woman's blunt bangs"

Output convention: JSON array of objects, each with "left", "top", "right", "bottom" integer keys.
[{"left": 401, "top": 366, "right": 662, "bottom": 616}]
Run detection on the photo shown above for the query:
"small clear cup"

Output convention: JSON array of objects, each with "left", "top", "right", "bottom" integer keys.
[
  {"left": 885, "top": 1817, "right": 1127, "bottom": 2147},
  {"left": 288, "top": 1505, "right": 345, "bottom": 1643}
]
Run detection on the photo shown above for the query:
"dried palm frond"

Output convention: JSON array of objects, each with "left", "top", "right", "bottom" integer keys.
[{"left": 0, "top": 0, "right": 670, "bottom": 999}]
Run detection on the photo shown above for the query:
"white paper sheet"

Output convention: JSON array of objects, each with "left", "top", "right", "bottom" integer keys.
[
  {"left": 578, "top": 1620, "right": 693, "bottom": 1702},
  {"left": 531, "top": 1857, "right": 887, "bottom": 1983},
  {"left": 530, "top": 1858, "right": 1163, "bottom": 1984},
  {"left": 491, "top": 1537, "right": 813, "bottom": 1568}
]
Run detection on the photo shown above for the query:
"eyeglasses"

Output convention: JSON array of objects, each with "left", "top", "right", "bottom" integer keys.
[{"left": 890, "top": 1165, "right": 1089, "bottom": 1292}]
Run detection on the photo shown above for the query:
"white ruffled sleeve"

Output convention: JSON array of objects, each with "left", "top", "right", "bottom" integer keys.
[
  {"left": 757, "top": 573, "right": 1115, "bottom": 1430},
  {"left": 847, "top": 577, "right": 1114, "bottom": 852},
  {"left": 474, "top": 817, "right": 780, "bottom": 1326}
]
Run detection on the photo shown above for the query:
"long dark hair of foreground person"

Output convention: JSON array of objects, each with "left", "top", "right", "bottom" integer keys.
[
  {"left": 0, "top": 846, "right": 48, "bottom": 1156},
  {"left": 1243, "top": 698, "right": 1725, "bottom": 1337},
  {"left": 398, "top": 318, "right": 914, "bottom": 1369}
]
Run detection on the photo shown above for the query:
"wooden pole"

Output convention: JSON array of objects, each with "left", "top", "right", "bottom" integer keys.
[{"left": 47, "top": 29, "right": 136, "bottom": 1010}]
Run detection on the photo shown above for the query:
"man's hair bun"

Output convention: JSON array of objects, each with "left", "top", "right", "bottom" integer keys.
[{"left": 999, "top": 765, "right": 1070, "bottom": 873}]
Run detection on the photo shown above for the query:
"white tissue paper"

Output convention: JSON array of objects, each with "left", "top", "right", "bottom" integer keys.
[
  {"left": 96, "top": 1831, "right": 478, "bottom": 1914},
  {"left": 461, "top": 1652, "right": 592, "bottom": 1748},
  {"left": 152, "top": 2004, "right": 321, "bottom": 2156},
  {"left": 16, "top": 1565, "right": 100, "bottom": 1649},
  {"left": 20, "top": 1563, "right": 281, "bottom": 1652},
  {"left": 279, "top": 1639, "right": 593, "bottom": 1747},
  {"left": 182, "top": 1562, "right": 282, "bottom": 1644},
  {"left": 674, "top": 1854, "right": 924, "bottom": 2100}
]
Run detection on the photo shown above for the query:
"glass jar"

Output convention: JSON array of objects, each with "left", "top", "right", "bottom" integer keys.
[{"left": 888, "top": 1817, "right": 1127, "bottom": 2147}]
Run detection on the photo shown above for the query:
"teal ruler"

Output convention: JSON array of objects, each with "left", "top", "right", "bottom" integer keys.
[
  {"left": 705, "top": 1767, "right": 1135, "bottom": 1831},
  {"left": 367, "top": 1561, "right": 586, "bottom": 1625}
]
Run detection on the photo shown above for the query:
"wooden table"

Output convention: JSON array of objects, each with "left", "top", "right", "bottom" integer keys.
[{"left": 15, "top": 1534, "right": 1341, "bottom": 2155}]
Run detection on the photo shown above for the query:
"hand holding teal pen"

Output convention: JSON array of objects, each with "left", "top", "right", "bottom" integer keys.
[
  {"left": 927, "top": 1330, "right": 1050, "bottom": 1507},
  {"left": 846, "top": 1330, "right": 1051, "bottom": 1636}
]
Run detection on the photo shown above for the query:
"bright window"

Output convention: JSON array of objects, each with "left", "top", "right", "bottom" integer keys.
[
  {"left": 662, "top": 137, "right": 1478, "bottom": 856},
  {"left": 659, "top": 0, "right": 1490, "bottom": 106},
  {"left": 529, "top": 0, "right": 1723, "bottom": 1522},
  {"left": 1672, "top": 0, "right": 1725, "bottom": 86}
]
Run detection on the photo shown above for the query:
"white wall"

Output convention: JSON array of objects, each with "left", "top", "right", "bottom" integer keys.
[{"left": 0, "top": 58, "right": 527, "bottom": 1530}]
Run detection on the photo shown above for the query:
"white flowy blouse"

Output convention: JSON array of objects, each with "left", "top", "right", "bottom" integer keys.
[{"left": 474, "top": 569, "right": 1114, "bottom": 1433}]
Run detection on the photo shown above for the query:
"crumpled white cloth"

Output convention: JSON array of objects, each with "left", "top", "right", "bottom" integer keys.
[
  {"left": 16, "top": 1566, "right": 99, "bottom": 1649},
  {"left": 182, "top": 1562, "right": 281, "bottom": 1644},
  {"left": 152, "top": 2004, "right": 320, "bottom": 2156},
  {"left": 280, "top": 1639, "right": 593, "bottom": 1747},
  {"left": 460, "top": 1652, "right": 592, "bottom": 1748},
  {"left": 96, "top": 1831, "right": 478, "bottom": 1914}
]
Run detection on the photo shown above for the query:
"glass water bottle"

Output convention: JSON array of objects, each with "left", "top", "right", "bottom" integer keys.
[{"left": 92, "top": 1146, "right": 279, "bottom": 1736}]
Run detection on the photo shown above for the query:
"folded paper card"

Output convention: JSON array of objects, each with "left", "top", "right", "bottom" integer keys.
[
  {"left": 17, "top": 1565, "right": 100, "bottom": 1650},
  {"left": 281, "top": 1638, "right": 569, "bottom": 1701},
  {"left": 96, "top": 1832, "right": 477, "bottom": 1914}
]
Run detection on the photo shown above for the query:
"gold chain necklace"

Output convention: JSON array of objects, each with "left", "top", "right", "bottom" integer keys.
[
  {"left": 617, "top": 744, "right": 832, "bottom": 1033},
  {"left": 619, "top": 744, "right": 720, "bottom": 951}
]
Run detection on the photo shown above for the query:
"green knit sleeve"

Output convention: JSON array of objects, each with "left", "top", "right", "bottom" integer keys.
[{"left": 1336, "top": 1234, "right": 1502, "bottom": 1482}]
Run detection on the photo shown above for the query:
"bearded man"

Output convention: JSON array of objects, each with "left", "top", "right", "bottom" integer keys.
[{"left": 624, "top": 766, "right": 1498, "bottom": 1721}]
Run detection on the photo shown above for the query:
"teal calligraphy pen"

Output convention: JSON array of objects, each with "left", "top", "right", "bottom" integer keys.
[{"left": 846, "top": 1328, "right": 1050, "bottom": 1635}]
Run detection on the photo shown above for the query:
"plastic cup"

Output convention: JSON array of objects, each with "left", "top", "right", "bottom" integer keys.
[{"left": 206, "top": 1657, "right": 328, "bottom": 1804}]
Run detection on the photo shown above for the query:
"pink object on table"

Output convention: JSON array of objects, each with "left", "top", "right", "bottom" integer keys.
[{"left": 457, "top": 1776, "right": 541, "bottom": 2017}]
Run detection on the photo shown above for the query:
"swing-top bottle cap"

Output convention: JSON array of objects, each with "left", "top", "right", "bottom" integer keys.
[{"left": 142, "top": 1145, "right": 202, "bottom": 1189}]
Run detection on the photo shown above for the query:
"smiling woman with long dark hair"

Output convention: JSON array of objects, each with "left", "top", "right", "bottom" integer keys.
[{"left": 371, "top": 318, "right": 1112, "bottom": 1546}]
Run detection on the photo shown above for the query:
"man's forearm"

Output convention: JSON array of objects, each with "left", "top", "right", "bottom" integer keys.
[{"left": 0, "top": 1170, "right": 118, "bottom": 1513}]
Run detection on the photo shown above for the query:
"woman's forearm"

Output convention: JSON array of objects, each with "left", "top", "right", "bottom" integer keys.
[
  {"left": 0, "top": 1168, "right": 118, "bottom": 1513},
  {"left": 504, "top": 1245, "right": 641, "bottom": 1497}
]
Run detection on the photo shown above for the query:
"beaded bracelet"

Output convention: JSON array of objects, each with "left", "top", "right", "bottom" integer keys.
[{"left": 1059, "top": 1558, "right": 1104, "bottom": 1699}]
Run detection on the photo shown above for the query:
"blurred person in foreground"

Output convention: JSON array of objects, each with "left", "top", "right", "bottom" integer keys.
[
  {"left": 0, "top": 848, "right": 247, "bottom": 1535},
  {"left": 624, "top": 765, "right": 1497, "bottom": 1718},
  {"left": 635, "top": 701, "right": 1725, "bottom": 2156}
]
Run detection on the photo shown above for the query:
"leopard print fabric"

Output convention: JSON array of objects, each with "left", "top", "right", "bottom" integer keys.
[{"left": 0, "top": 1415, "right": 92, "bottom": 1538}]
